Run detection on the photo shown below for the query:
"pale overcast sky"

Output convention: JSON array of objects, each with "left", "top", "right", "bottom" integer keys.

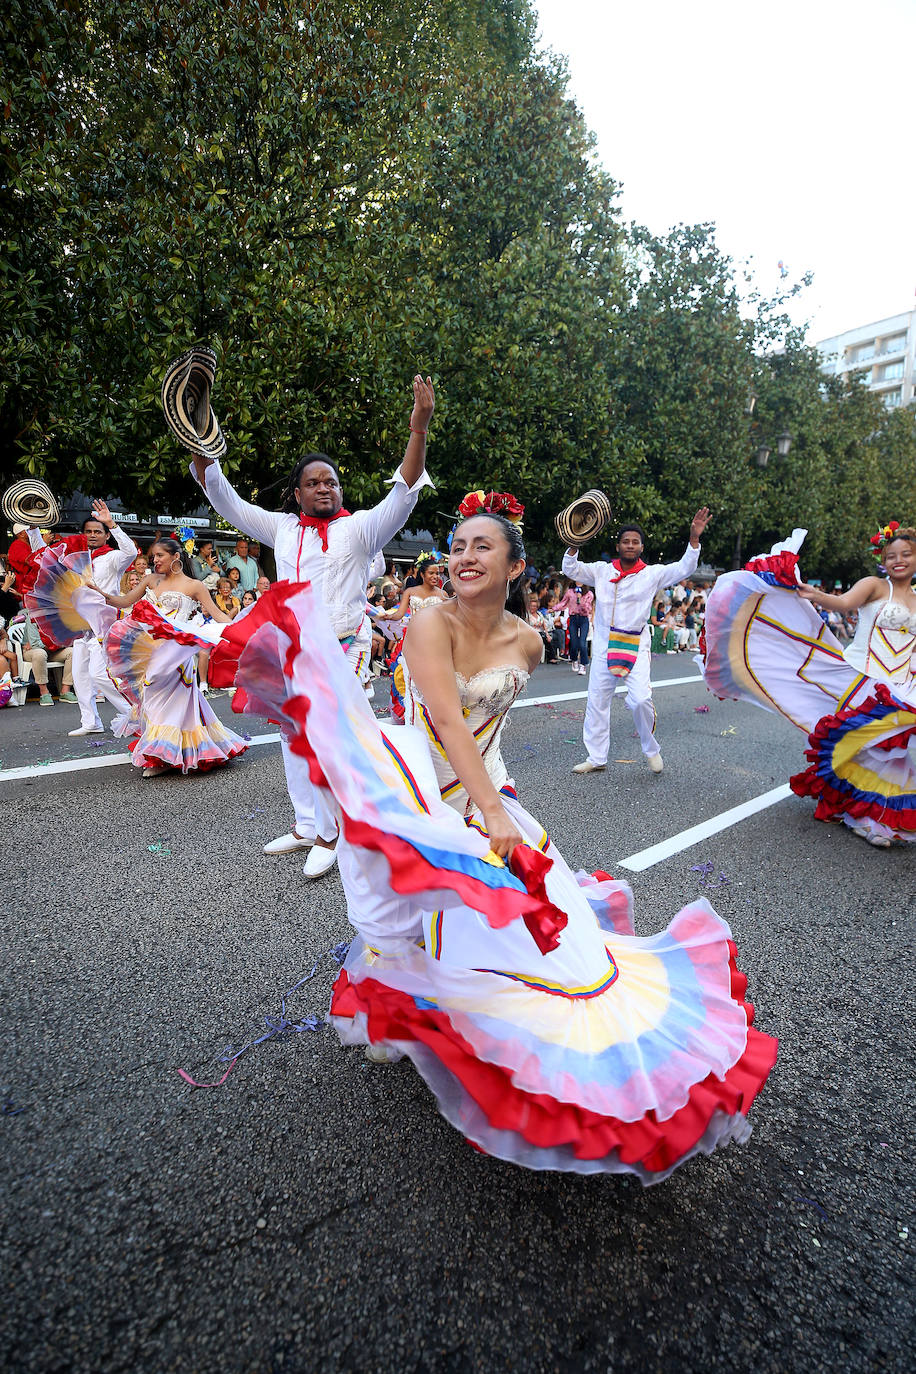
[{"left": 534, "top": 0, "right": 916, "bottom": 342}]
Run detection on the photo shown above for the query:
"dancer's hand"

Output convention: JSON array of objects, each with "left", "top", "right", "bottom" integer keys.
[
  {"left": 482, "top": 802, "right": 524, "bottom": 861},
  {"left": 797, "top": 583, "right": 823, "bottom": 604},
  {"left": 92, "top": 499, "right": 114, "bottom": 527},
  {"left": 689, "top": 507, "right": 711, "bottom": 545},
  {"left": 409, "top": 375, "right": 435, "bottom": 433}
]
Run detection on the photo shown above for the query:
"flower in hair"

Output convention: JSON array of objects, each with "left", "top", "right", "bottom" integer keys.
[
  {"left": 174, "top": 525, "right": 197, "bottom": 556},
  {"left": 869, "top": 520, "right": 901, "bottom": 559},
  {"left": 458, "top": 489, "right": 525, "bottom": 524}
]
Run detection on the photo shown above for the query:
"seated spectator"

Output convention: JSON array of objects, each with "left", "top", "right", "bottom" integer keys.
[
  {"left": 21, "top": 632, "right": 77, "bottom": 705},
  {"left": 226, "top": 566, "right": 243, "bottom": 599},
  {"left": 240, "top": 589, "right": 257, "bottom": 610},
  {"left": 0, "top": 623, "right": 16, "bottom": 681},
  {"left": 212, "top": 576, "right": 240, "bottom": 619},
  {"left": 650, "top": 601, "right": 676, "bottom": 654},
  {"left": 540, "top": 596, "right": 566, "bottom": 660},
  {"left": 133, "top": 553, "right": 149, "bottom": 577},
  {"left": 120, "top": 567, "right": 142, "bottom": 594},
  {"left": 255, "top": 574, "right": 271, "bottom": 598}
]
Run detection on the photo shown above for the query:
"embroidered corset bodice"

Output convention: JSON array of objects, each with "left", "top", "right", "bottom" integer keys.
[
  {"left": 143, "top": 587, "right": 199, "bottom": 622},
  {"left": 403, "top": 662, "right": 529, "bottom": 815}
]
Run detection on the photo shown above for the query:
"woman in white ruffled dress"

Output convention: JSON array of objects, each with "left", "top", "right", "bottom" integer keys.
[{"left": 234, "top": 498, "right": 777, "bottom": 1183}]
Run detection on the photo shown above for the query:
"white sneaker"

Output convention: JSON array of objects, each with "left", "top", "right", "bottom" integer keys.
[
  {"left": 68, "top": 725, "right": 104, "bottom": 737},
  {"left": 263, "top": 831, "right": 315, "bottom": 855},
  {"left": 303, "top": 843, "right": 338, "bottom": 879},
  {"left": 646, "top": 753, "right": 664, "bottom": 773},
  {"left": 364, "top": 1043, "right": 404, "bottom": 1064},
  {"left": 572, "top": 760, "right": 605, "bottom": 774}
]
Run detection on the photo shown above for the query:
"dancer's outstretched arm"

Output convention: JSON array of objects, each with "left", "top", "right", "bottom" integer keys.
[
  {"left": 798, "top": 577, "right": 884, "bottom": 612},
  {"left": 358, "top": 376, "right": 436, "bottom": 555},
  {"left": 653, "top": 506, "right": 710, "bottom": 587},
  {"left": 189, "top": 454, "right": 283, "bottom": 550},
  {"left": 95, "top": 574, "right": 157, "bottom": 608}
]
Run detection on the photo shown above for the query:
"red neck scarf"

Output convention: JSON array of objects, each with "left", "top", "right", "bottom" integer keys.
[
  {"left": 298, "top": 508, "right": 351, "bottom": 552},
  {"left": 609, "top": 557, "right": 646, "bottom": 582}
]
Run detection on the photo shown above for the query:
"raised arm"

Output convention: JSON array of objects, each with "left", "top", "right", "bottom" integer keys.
[
  {"left": 561, "top": 549, "right": 601, "bottom": 587},
  {"left": 798, "top": 576, "right": 883, "bottom": 613},
  {"left": 356, "top": 377, "right": 436, "bottom": 554},
  {"left": 403, "top": 609, "right": 523, "bottom": 859},
  {"left": 93, "top": 500, "right": 138, "bottom": 574},
  {"left": 188, "top": 458, "right": 283, "bottom": 550}
]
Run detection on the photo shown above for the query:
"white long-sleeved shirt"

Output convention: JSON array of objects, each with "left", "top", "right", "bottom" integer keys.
[
  {"left": 27, "top": 524, "right": 137, "bottom": 594},
  {"left": 190, "top": 461, "right": 433, "bottom": 638},
  {"left": 561, "top": 544, "right": 700, "bottom": 642}
]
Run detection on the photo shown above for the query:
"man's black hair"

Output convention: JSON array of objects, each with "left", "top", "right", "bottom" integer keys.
[
  {"left": 281, "top": 453, "right": 341, "bottom": 514},
  {"left": 616, "top": 523, "right": 646, "bottom": 545}
]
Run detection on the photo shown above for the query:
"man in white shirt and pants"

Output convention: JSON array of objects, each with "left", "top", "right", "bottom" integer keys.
[
  {"left": 562, "top": 507, "right": 710, "bottom": 775},
  {"left": 26, "top": 501, "right": 138, "bottom": 736},
  {"left": 190, "top": 375, "right": 435, "bottom": 878}
]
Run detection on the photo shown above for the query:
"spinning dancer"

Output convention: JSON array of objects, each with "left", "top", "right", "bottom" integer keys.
[
  {"left": 562, "top": 508, "right": 711, "bottom": 776},
  {"left": 374, "top": 551, "right": 448, "bottom": 720},
  {"left": 86, "top": 536, "right": 246, "bottom": 777},
  {"left": 702, "top": 528, "right": 916, "bottom": 847},
  {"left": 799, "top": 522, "right": 916, "bottom": 692},
  {"left": 189, "top": 370, "right": 435, "bottom": 879},
  {"left": 231, "top": 489, "right": 776, "bottom": 1181}
]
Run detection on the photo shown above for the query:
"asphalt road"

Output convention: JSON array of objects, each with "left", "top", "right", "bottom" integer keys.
[{"left": 1, "top": 657, "right": 912, "bottom": 1373}]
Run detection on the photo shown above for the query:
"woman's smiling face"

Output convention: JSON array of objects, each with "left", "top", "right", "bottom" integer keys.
[{"left": 448, "top": 516, "right": 524, "bottom": 603}]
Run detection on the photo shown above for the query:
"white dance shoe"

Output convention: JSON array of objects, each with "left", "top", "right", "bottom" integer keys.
[
  {"left": 68, "top": 725, "right": 104, "bottom": 737},
  {"left": 572, "top": 760, "right": 605, "bottom": 774},
  {"left": 364, "top": 1043, "right": 404, "bottom": 1064},
  {"left": 263, "top": 831, "right": 315, "bottom": 855},
  {"left": 303, "top": 843, "right": 338, "bottom": 880},
  {"left": 646, "top": 753, "right": 664, "bottom": 773}
]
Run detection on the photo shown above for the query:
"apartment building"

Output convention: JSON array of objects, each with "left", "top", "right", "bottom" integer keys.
[{"left": 816, "top": 308, "right": 916, "bottom": 409}]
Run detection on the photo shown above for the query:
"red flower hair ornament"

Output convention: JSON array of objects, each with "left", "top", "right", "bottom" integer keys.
[
  {"left": 869, "top": 520, "right": 901, "bottom": 559},
  {"left": 457, "top": 489, "right": 525, "bottom": 525}
]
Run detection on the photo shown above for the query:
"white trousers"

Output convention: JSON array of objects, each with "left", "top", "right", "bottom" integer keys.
[
  {"left": 72, "top": 634, "right": 130, "bottom": 730},
  {"left": 582, "top": 629, "right": 659, "bottom": 764},
  {"left": 279, "top": 630, "right": 371, "bottom": 841}
]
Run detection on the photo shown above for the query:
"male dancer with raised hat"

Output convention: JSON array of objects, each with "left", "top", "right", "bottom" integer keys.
[
  {"left": 190, "top": 375, "right": 435, "bottom": 879},
  {"left": 562, "top": 507, "right": 710, "bottom": 775}
]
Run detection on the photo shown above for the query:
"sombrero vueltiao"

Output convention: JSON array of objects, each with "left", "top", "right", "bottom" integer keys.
[
  {"left": 2, "top": 479, "right": 61, "bottom": 527},
  {"left": 555, "top": 489, "right": 613, "bottom": 547},
  {"left": 161, "top": 345, "right": 227, "bottom": 459}
]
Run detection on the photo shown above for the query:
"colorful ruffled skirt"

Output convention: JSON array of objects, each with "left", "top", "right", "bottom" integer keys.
[
  {"left": 107, "top": 600, "right": 247, "bottom": 773},
  {"left": 232, "top": 582, "right": 777, "bottom": 1183},
  {"left": 702, "top": 562, "right": 916, "bottom": 844}
]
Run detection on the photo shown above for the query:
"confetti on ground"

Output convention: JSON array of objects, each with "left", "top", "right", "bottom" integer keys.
[
  {"left": 246, "top": 807, "right": 266, "bottom": 819},
  {"left": 37, "top": 759, "right": 53, "bottom": 767},
  {"left": 720, "top": 725, "right": 736, "bottom": 736},
  {"left": 690, "top": 861, "right": 729, "bottom": 891},
  {"left": 694, "top": 705, "right": 710, "bottom": 713},
  {"left": 178, "top": 943, "right": 349, "bottom": 1089},
  {"left": 614, "top": 759, "right": 637, "bottom": 764},
  {"left": 147, "top": 841, "right": 172, "bottom": 858},
  {"left": 795, "top": 1197, "right": 828, "bottom": 1220},
  {"left": 1, "top": 1096, "right": 26, "bottom": 1116}
]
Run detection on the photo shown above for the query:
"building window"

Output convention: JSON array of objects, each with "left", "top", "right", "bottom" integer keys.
[
  {"left": 883, "top": 390, "right": 903, "bottom": 408},
  {"left": 881, "top": 335, "right": 907, "bottom": 354},
  {"left": 849, "top": 342, "right": 875, "bottom": 364},
  {"left": 880, "top": 361, "right": 905, "bottom": 381}
]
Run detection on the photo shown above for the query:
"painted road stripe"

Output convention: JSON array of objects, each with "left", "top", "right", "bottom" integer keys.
[
  {"left": 0, "top": 676, "right": 706, "bottom": 785},
  {"left": 617, "top": 783, "right": 794, "bottom": 872}
]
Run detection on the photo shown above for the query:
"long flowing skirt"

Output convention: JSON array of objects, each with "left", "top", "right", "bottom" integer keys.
[
  {"left": 107, "top": 600, "right": 247, "bottom": 773},
  {"left": 701, "top": 564, "right": 916, "bottom": 844},
  {"left": 233, "top": 582, "right": 777, "bottom": 1183}
]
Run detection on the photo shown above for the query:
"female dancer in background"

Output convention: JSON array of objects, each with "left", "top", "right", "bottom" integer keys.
[
  {"left": 798, "top": 523, "right": 916, "bottom": 692},
  {"left": 96, "top": 536, "right": 247, "bottom": 777},
  {"left": 233, "top": 492, "right": 777, "bottom": 1182},
  {"left": 375, "top": 551, "right": 448, "bottom": 720}
]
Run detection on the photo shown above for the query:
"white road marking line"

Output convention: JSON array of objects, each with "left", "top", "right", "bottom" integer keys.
[
  {"left": 0, "top": 731, "right": 282, "bottom": 784},
  {"left": 617, "top": 783, "right": 794, "bottom": 872},
  {"left": 515, "top": 675, "right": 702, "bottom": 709},
  {"left": 0, "top": 676, "right": 706, "bottom": 784}
]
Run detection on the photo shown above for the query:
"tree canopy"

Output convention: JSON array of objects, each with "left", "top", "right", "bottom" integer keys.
[{"left": 2, "top": 0, "right": 914, "bottom": 578}]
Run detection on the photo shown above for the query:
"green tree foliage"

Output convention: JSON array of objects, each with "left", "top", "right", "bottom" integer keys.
[{"left": 1, "top": 0, "right": 914, "bottom": 580}]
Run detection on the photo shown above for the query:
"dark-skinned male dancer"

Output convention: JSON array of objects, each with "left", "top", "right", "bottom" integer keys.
[{"left": 190, "top": 375, "right": 435, "bottom": 879}]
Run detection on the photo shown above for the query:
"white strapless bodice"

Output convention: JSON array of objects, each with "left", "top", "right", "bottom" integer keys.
[
  {"left": 402, "top": 661, "right": 529, "bottom": 815},
  {"left": 845, "top": 583, "right": 916, "bottom": 685},
  {"left": 408, "top": 594, "right": 444, "bottom": 614},
  {"left": 143, "top": 587, "right": 200, "bottom": 622}
]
